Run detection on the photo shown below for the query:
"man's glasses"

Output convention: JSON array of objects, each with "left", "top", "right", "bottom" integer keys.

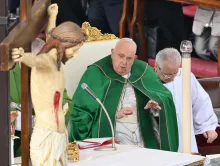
[{"left": 157, "top": 65, "right": 180, "bottom": 80}]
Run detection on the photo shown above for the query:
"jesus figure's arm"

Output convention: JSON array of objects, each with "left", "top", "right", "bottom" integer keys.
[
  {"left": 11, "top": 47, "right": 53, "bottom": 70},
  {"left": 46, "top": 4, "right": 58, "bottom": 42}
]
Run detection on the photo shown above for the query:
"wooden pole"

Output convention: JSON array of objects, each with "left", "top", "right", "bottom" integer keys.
[
  {"left": 20, "top": 0, "right": 32, "bottom": 165},
  {"left": 0, "top": 0, "right": 10, "bottom": 165}
]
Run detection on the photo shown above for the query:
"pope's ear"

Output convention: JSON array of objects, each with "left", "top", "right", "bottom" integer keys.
[{"left": 111, "top": 49, "right": 114, "bottom": 55}]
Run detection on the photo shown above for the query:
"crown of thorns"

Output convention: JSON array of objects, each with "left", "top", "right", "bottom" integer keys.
[{"left": 49, "top": 28, "right": 87, "bottom": 43}]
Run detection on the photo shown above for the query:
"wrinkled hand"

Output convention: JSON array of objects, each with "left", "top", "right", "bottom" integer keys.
[
  {"left": 10, "top": 111, "right": 18, "bottom": 123},
  {"left": 11, "top": 47, "right": 24, "bottom": 62},
  {"left": 144, "top": 100, "right": 161, "bottom": 110},
  {"left": 63, "top": 103, "right": 69, "bottom": 115},
  {"left": 116, "top": 107, "right": 134, "bottom": 119},
  {"left": 47, "top": 4, "right": 58, "bottom": 17},
  {"left": 203, "top": 130, "right": 218, "bottom": 143}
]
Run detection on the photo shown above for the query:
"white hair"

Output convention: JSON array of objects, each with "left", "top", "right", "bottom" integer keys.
[
  {"left": 155, "top": 48, "right": 181, "bottom": 68},
  {"left": 115, "top": 38, "right": 137, "bottom": 51}
]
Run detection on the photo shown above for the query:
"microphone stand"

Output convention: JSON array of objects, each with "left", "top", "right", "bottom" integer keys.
[
  {"left": 81, "top": 83, "right": 117, "bottom": 151},
  {"left": 94, "top": 98, "right": 117, "bottom": 151}
]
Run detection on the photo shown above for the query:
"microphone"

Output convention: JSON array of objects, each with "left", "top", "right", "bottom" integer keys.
[
  {"left": 81, "top": 83, "right": 98, "bottom": 100},
  {"left": 81, "top": 83, "right": 117, "bottom": 151},
  {"left": 10, "top": 102, "right": 21, "bottom": 111}
]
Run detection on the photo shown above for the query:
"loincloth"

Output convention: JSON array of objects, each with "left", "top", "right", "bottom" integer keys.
[{"left": 30, "top": 127, "right": 68, "bottom": 166}]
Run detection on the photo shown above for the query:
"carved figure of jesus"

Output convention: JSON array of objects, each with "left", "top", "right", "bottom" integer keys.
[{"left": 11, "top": 4, "right": 87, "bottom": 165}]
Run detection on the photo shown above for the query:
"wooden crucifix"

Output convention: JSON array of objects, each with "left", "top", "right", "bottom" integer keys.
[{"left": 0, "top": 0, "right": 50, "bottom": 165}]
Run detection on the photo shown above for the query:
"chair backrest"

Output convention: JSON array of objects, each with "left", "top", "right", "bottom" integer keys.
[
  {"left": 63, "top": 22, "right": 119, "bottom": 98},
  {"left": 198, "top": 77, "right": 220, "bottom": 108}
]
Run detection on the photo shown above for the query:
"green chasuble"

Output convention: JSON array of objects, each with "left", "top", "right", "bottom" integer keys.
[
  {"left": 69, "top": 55, "right": 179, "bottom": 152},
  {"left": 10, "top": 64, "right": 22, "bottom": 157},
  {"left": 10, "top": 64, "right": 21, "bottom": 111},
  {"left": 63, "top": 89, "right": 74, "bottom": 126}
]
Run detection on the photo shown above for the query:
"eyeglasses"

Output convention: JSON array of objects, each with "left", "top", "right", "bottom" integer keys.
[{"left": 157, "top": 64, "right": 180, "bottom": 80}]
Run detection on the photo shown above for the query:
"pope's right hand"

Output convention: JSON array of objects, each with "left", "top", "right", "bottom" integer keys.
[
  {"left": 10, "top": 111, "right": 18, "bottom": 123},
  {"left": 11, "top": 47, "right": 24, "bottom": 62},
  {"left": 116, "top": 107, "right": 134, "bottom": 119}
]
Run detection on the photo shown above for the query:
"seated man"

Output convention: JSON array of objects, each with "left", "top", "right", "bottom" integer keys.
[
  {"left": 154, "top": 48, "right": 219, "bottom": 153},
  {"left": 69, "top": 38, "right": 179, "bottom": 152}
]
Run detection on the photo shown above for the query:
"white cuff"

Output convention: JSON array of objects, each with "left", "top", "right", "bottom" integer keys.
[{"left": 15, "top": 111, "right": 21, "bottom": 131}]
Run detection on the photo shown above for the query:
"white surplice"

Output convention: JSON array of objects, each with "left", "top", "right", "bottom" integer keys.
[
  {"left": 163, "top": 68, "right": 218, "bottom": 153},
  {"left": 115, "top": 73, "right": 144, "bottom": 147}
]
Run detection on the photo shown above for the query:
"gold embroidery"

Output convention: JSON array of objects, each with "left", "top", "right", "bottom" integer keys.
[
  {"left": 128, "top": 63, "right": 148, "bottom": 84},
  {"left": 130, "top": 83, "right": 164, "bottom": 147},
  {"left": 81, "top": 22, "right": 118, "bottom": 42},
  {"left": 98, "top": 80, "right": 112, "bottom": 137},
  {"left": 134, "top": 90, "right": 146, "bottom": 147},
  {"left": 114, "top": 80, "right": 128, "bottom": 138},
  {"left": 92, "top": 64, "right": 126, "bottom": 83},
  {"left": 68, "top": 141, "right": 79, "bottom": 162},
  {"left": 157, "top": 94, "right": 171, "bottom": 150},
  {"left": 186, "top": 159, "right": 204, "bottom": 166}
]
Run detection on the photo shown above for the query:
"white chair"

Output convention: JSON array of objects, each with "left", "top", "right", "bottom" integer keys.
[{"left": 63, "top": 22, "right": 119, "bottom": 98}]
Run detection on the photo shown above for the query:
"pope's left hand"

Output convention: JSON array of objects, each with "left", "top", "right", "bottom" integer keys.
[
  {"left": 203, "top": 130, "right": 218, "bottom": 143},
  {"left": 144, "top": 100, "right": 161, "bottom": 110}
]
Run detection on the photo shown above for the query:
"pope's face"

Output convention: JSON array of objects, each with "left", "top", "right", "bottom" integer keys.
[{"left": 111, "top": 43, "right": 136, "bottom": 76}]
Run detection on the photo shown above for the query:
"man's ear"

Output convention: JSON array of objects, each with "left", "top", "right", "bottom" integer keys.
[
  {"left": 111, "top": 49, "right": 114, "bottom": 55},
  {"left": 111, "top": 49, "right": 114, "bottom": 59},
  {"left": 154, "top": 63, "right": 158, "bottom": 72},
  {"left": 134, "top": 55, "right": 137, "bottom": 59}
]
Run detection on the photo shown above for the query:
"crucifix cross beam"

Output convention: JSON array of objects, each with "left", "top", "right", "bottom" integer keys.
[
  {"left": 0, "top": 0, "right": 50, "bottom": 165},
  {"left": 0, "top": 0, "right": 50, "bottom": 71}
]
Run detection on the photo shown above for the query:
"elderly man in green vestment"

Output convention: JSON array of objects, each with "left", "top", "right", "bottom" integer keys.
[{"left": 69, "top": 38, "right": 179, "bottom": 151}]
